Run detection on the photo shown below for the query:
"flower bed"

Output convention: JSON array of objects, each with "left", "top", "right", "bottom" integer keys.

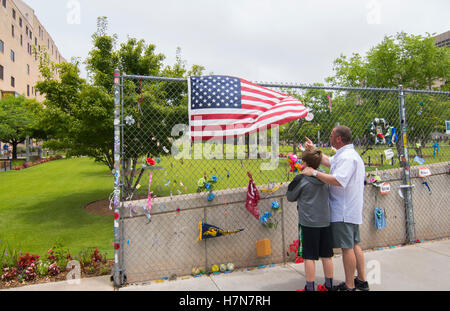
[{"left": 0, "top": 243, "right": 112, "bottom": 289}]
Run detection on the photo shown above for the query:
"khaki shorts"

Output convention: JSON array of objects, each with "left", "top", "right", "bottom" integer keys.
[{"left": 331, "top": 222, "right": 361, "bottom": 249}]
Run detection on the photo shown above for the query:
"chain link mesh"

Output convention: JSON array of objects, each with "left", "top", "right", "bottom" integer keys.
[
  {"left": 403, "top": 90, "right": 450, "bottom": 241},
  {"left": 117, "top": 76, "right": 450, "bottom": 285}
]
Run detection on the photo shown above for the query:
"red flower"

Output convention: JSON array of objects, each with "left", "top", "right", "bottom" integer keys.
[
  {"left": 146, "top": 158, "right": 156, "bottom": 166},
  {"left": 289, "top": 240, "right": 299, "bottom": 253}
]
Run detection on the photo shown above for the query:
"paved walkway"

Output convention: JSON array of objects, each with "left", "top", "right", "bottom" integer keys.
[{"left": 2, "top": 238, "right": 449, "bottom": 291}]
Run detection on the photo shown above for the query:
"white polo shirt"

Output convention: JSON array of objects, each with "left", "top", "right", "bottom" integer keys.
[{"left": 329, "top": 144, "right": 365, "bottom": 225}]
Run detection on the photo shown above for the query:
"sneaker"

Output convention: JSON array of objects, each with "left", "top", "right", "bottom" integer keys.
[
  {"left": 333, "top": 282, "right": 356, "bottom": 291},
  {"left": 354, "top": 277, "right": 370, "bottom": 291},
  {"left": 317, "top": 284, "right": 329, "bottom": 291},
  {"left": 297, "top": 286, "right": 314, "bottom": 291}
]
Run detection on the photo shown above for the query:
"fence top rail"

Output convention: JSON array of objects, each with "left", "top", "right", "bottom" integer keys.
[{"left": 121, "top": 74, "right": 450, "bottom": 95}]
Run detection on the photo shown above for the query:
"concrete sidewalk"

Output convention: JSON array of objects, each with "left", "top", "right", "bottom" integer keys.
[{"left": 3, "top": 238, "right": 449, "bottom": 291}]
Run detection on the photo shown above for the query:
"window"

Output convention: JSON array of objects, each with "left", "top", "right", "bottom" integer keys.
[
  {"left": 11, "top": 24, "right": 14, "bottom": 37},
  {"left": 10, "top": 49, "right": 15, "bottom": 62},
  {"left": 12, "top": 8, "right": 15, "bottom": 19},
  {"left": 20, "top": 34, "right": 22, "bottom": 46},
  {"left": 11, "top": 76, "right": 15, "bottom": 87},
  {"left": 27, "top": 64, "right": 30, "bottom": 75},
  {"left": 26, "top": 26, "right": 28, "bottom": 36},
  {"left": 2, "top": 0, "right": 6, "bottom": 8},
  {"left": 19, "top": 17, "right": 22, "bottom": 27},
  {"left": 0, "top": 65, "right": 3, "bottom": 80},
  {"left": 0, "top": 39, "right": 4, "bottom": 53},
  {"left": 27, "top": 85, "right": 30, "bottom": 97}
]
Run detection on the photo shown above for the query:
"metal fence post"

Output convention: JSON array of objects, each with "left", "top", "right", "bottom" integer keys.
[
  {"left": 398, "top": 85, "right": 416, "bottom": 244},
  {"left": 113, "top": 68, "right": 123, "bottom": 287}
]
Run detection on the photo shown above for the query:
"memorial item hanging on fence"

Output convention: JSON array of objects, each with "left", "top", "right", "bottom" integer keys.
[
  {"left": 188, "top": 75, "right": 308, "bottom": 140},
  {"left": 124, "top": 115, "right": 135, "bottom": 125},
  {"left": 286, "top": 153, "right": 305, "bottom": 173},
  {"left": 374, "top": 207, "right": 386, "bottom": 230},
  {"left": 380, "top": 182, "right": 391, "bottom": 194},
  {"left": 144, "top": 172, "right": 153, "bottom": 224},
  {"left": 368, "top": 118, "right": 393, "bottom": 145},
  {"left": 246, "top": 172, "right": 260, "bottom": 220},
  {"left": 418, "top": 167, "right": 431, "bottom": 178},
  {"left": 414, "top": 156, "right": 425, "bottom": 165},
  {"left": 255, "top": 239, "right": 272, "bottom": 257},
  {"left": 196, "top": 221, "right": 244, "bottom": 242},
  {"left": 305, "top": 112, "right": 314, "bottom": 122},
  {"left": 384, "top": 149, "right": 395, "bottom": 160}
]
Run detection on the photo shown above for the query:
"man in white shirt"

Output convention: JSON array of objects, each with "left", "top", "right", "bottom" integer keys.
[{"left": 302, "top": 126, "right": 369, "bottom": 291}]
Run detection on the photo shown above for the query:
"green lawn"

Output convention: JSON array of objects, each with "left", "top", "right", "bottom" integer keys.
[{"left": 0, "top": 157, "right": 113, "bottom": 259}]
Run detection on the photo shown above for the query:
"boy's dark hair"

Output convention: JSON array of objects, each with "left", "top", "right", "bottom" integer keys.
[
  {"left": 334, "top": 126, "right": 352, "bottom": 144},
  {"left": 302, "top": 147, "right": 322, "bottom": 170}
]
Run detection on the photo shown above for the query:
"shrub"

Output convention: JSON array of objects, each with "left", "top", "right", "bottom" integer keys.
[
  {"left": 91, "top": 248, "right": 103, "bottom": 263},
  {"left": 76, "top": 247, "right": 95, "bottom": 267},
  {"left": 24, "top": 263, "right": 37, "bottom": 281},
  {"left": 0, "top": 244, "right": 20, "bottom": 270},
  {"left": 18, "top": 253, "right": 40, "bottom": 270},
  {"left": 22, "top": 162, "right": 32, "bottom": 169},
  {"left": 1, "top": 267, "right": 18, "bottom": 281},
  {"left": 99, "top": 264, "right": 111, "bottom": 276},
  {"left": 45, "top": 242, "right": 71, "bottom": 271},
  {"left": 48, "top": 262, "right": 60, "bottom": 276},
  {"left": 36, "top": 261, "right": 49, "bottom": 277}
]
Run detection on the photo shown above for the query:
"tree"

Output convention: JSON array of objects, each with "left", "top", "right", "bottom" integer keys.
[
  {"left": 326, "top": 32, "right": 450, "bottom": 90},
  {"left": 35, "top": 17, "right": 204, "bottom": 176},
  {"left": 35, "top": 61, "right": 116, "bottom": 168},
  {"left": 0, "top": 96, "right": 41, "bottom": 159}
]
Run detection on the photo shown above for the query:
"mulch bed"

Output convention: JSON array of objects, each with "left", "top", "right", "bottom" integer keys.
[{"left": 84, "top": 199, "right": 115, "bottom": 216}]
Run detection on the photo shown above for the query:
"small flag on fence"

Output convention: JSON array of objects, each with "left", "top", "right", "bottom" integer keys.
[
  {"left": 188, "top": 75, "right": 308, "bottom": 140},
  {"left": 196, "top": 221, "right": 244, "bottom": 242},
  {"left": 246, "top": 172, "right": 260, "bottom": 220}
]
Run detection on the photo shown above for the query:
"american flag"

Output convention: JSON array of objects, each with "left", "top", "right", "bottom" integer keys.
[{"left": 188, "top": 75, "right": 308, "bottom": 140}]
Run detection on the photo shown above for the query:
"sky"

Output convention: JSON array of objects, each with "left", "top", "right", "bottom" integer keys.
[{"left": 23, "top": 0, "right": 450, "bottom": 84}]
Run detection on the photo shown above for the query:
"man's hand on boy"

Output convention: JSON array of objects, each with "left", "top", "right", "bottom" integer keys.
[{"left": 301, "top": 166, "right": 315, "bottom": 177}]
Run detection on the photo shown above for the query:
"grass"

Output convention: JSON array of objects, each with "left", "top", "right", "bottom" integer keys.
[{"left": 0, "top": 157, "right": 113, "bottom": 259}]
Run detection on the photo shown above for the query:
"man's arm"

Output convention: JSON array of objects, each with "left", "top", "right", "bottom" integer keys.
[
  {"left": 301, "top": 166, "right": 342, "bottom": 187},
  {"left": 304, "top": 137, "right": 331, "bottom": 168}
]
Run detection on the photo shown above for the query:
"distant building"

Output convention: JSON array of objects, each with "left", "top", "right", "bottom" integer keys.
[
  {"left": 0, "top": 0, "right": 65, "bottom": 101},
  {"left": 434, "top": 30, "right": 450, "bottom": 48},
  {"left": 432, "top": 31, "right": 449, "bottom": 89}
]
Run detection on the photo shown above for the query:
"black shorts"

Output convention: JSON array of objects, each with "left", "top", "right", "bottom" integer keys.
[{"left": 300, "top": 225, "right": 334, "bottom": 260}]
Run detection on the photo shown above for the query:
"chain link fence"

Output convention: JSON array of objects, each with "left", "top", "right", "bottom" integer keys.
[{"left": 112, "top": 72, "right": 450, "bottom": 286}]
